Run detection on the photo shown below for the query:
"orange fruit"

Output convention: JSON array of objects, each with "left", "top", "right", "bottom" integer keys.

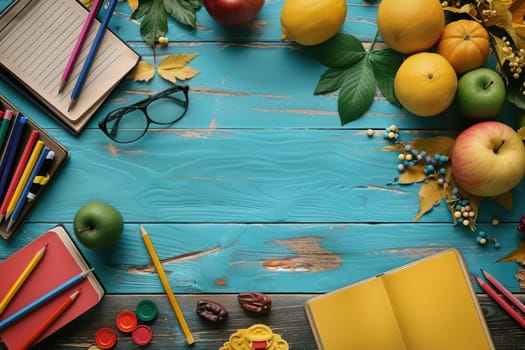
[
  {"left": 394, "top": 52, "right": 458, "bottom": 117},
  {"left": 437, "top": 19, "right": 490, "bottom": 74},
  {"left": 377, "top": 0, "right": 445, "bottom": 54}
]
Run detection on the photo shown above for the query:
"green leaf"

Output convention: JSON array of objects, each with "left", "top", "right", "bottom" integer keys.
[
  {"left": 163, "top": 0, "right": 201, "bottom": 29},
  {"left": 369, "top": 49, "right": 403, "bottom": 105},
  {"left": 337, "top": 58, "right": 376, "bottom": 125},
  {"left": 137, "top": 0, "right": 168, "bottom": 45},
  {"left": 314, "top": 67, "right": 353, "bottom": 95},
  {"left": 132, "top": 0, "right": 153, "bottom": 19},
  {"left": 311, "top": 33, "right": 366, "bottom": 68}
]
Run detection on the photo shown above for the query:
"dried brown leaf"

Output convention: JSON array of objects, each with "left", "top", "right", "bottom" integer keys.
[
  {"left": 491, "top": 191, "right": 513, "bottom": 211},
  {"left": 128, "top": 61, "right": 155, "bottom": 82},
  {"left": 398, "top": 165, "right": 426, "bottom": 184},
  {"left": 518, "top": 126, "right": 525, "bottom": 140},
  {"left": 499, "top": 241, "right": 525, "bottom": 263}
]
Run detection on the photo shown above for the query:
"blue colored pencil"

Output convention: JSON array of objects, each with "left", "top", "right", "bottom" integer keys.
[
  {"left": 0, "top": 268, "right": 93, "bottom": 331},
  {"left": 68, "top": 0, "right": 118, "bottom": 111},
  {"left": 6, "top": 147, "right": 50, "bottom": 232},
  {"left": 0, "top": 115, "right": 27, "bottom": 200}
]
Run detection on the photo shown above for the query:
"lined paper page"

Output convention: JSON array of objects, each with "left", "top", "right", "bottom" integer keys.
[{"left": 0, "top": 0, "right": 138, "bottom": 122}]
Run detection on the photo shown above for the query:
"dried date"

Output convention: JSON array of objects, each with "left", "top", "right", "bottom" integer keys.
[
  {"left": 196, "top": 299, "right": 229, "bottom": 323},
  {"left": 237, "top": 292, "right": 272, "bottom": 314}
]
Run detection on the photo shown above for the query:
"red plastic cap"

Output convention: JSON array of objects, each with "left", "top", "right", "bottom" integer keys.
[
  {"left": 132, "top": 325, "right": 153, "bottom": 346},
  {"left": 116, "top": 310, "right": 138, "bottom": 333},
  {"left": 95, "top": 327, "right": 117, "bottom": 349}
]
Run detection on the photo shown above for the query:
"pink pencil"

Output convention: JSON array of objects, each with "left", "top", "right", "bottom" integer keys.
[
  {"left": 0, "top": 130, "right": 39, "bottom": 223},
  {"left": 58, "top": 0, "right": 103, "bottom": 93}
]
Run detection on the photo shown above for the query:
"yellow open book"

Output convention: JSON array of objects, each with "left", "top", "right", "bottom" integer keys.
[{"left": 305, "top": 248, "right": 495, "bottom": 350}]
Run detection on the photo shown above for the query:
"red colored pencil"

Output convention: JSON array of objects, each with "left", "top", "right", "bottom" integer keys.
[
  {"left": 475, "top": 275, "right": 525, "bottom": 329},
  {"left": 0, "top": 130, "right": 39, "bottom": 222},
  {"left": 17, "top": 290, "right": 80, "bottom": 350},
  {"left": 481, "top": 269, "right": 525, "bottom": 315}
]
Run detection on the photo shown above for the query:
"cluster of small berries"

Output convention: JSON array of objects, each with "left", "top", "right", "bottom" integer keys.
[
  {"left": 451, "top": 191, "right": 476, "bottom": 227},
  {"left": 517, "top": 213, "right": 525, "bottom": 232},
  {"left": 396, "top": 144, "right": 450, "bottom": 184},
  {"left": 382, "top": 124, "right": 400, "bottom": 141},
  {"left": 440, "top": 1, "right": 497, "bottom": 21},
  {"left": 500, "top": 37, "right": 525, "bottom": 82},
  {"left": 476, "top": 230, "right": 501, "bottom": 248}
]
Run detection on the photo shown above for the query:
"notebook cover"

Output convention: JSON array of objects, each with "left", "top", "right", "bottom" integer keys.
[{"left": 0, "top": 225, "right": 105, "bottom": 349}]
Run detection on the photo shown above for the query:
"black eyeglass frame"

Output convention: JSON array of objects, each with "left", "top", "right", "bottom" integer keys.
[{"left": 98, "top": 84, "right": 189, "bottom": 143}]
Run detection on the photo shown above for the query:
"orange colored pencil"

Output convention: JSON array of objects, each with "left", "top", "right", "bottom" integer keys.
[{"left": 18, "top": 290, "right": 80, "bottom": 350}]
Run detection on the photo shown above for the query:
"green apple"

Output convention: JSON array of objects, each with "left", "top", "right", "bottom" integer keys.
[
  {"left": 73, "top": 201, "right": 123, "bottom": 250},
  {"left": 455, "top": 67, "right": 506, "bottom": 120}
]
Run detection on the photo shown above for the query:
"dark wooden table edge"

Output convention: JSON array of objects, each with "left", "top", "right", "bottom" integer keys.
[{"left": 0, "top": 293, "right": 521, "bottom": 349}]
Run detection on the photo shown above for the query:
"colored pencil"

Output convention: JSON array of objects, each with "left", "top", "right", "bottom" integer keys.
[
  {"left": 4, "top": 140, "right": 44, "bottom": 221},
  {"left": 474, "top": 274, "right": 525, "bottom": 329},
  {"left": 59, "top": 0, "right": 103, "bottom": 93},
  {"left": 6, "top": 147, "right": 50, "bottom": 232},
  {"left": 139, "top": 225, "right": 195, "bottom": 345},
  {"left": 18, "top": 290, "right": 80, "bottom": 350},
  {"left": 0, "top": 130, "right": 39, "bottom": 222},
  {"left": 0, "top": 245, "right": 47, "bottom": 316},
  {"left": 0, "top": 109, "right": 13, "bottom": 149},
  {"left": 27, "top": 150, "right": 55, "bottom": 202},
  {"left": 68, "top": 0, "right": 118, "bottom": 111},
  {"left": 0, "top": 115, "right": 27, "bottom": 200},
  {"left": 0, "top": 268, "right": 93, "bottom": 331},
  {"left": 481, "top": 269, "right": 525, "bottom": 315}
]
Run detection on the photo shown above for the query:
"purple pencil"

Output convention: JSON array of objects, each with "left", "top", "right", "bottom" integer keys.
[{"left": 58, "top": 0, "right": 103, "bottom": 93}]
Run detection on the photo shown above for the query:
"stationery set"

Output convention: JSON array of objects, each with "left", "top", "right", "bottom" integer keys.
[
  {"left": 0, "top": 0, "right": 140, "bottom": 135},
  {"left": 0, "top": 95, "right": 68, "bottom": 239},
  {"left": 0, "top": 225, "right": 104, "bottom": 349}
]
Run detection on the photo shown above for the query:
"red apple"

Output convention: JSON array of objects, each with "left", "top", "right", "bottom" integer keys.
[
  {"left": 451, "top": 121, "right": 525, "bottom": 197},
  {"left": 203, "top": 0, "right": 264, "bottom": 26}
]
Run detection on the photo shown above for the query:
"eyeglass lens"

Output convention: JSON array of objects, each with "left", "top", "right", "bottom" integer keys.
[{"left": 103, "top": 88, "right": 188, "bottom": 143}]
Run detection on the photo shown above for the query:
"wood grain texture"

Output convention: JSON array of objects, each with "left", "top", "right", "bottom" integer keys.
[
  {"left": 1, "top": 294, "right": 524, "bottom": 350},
  {"left": 1, "top": 0, "right": 525, "bottom": 348}
]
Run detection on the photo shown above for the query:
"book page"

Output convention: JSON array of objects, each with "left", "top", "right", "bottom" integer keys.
[
  {"left": 0, "top": 0, "right": 138, "bottom": 122},
  {"left": 305, "top": 276, "right": 406, "bottom": 350},
  {"left": 382, "top": 249, "right": 494, "bottom": 350}
]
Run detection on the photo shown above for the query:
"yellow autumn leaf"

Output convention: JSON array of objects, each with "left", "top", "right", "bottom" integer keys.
[
  {"left": 499, "top": 241, "right": 525, "bottom": 264},
  {"left": 128, "top": 0, "right": 139, "bottom": 12},
  {"left": 414, "top": 178, "right": 446, "bottom": 222},
  {"left": 397, "top": 165, "right": 426, "bottom": 184},
  {"left": 128, "top": 61, "right": 155, "bottom": 82},
  {"left": 443, "top": 4, "right": 478, "bottom": 19},
  {"left": 157, "top": 54, "right": 199, "bottom": 83},
  {"left": 411, "top": 136, "right": 455, "bottom": 157}
]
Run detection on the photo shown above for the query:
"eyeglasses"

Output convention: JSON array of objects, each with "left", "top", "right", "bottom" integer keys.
[{"left": 98, "top": 85, "right": 189, "bottom": 143}]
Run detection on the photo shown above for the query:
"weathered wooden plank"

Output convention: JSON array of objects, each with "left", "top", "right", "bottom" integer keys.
[
  {"left": 1, "top": 223, "right": 522, "bottom": 293},
  {"left": 0, "top": 127, "right": 518, "bottom": 225},
  {"left": 2, "top": 293, "right": 524, "bottom": 350}
]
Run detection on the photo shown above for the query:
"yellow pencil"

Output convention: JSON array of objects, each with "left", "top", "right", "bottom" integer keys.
[
  {"left": 5, "top": 140, "right": 44, "bottom": 220},
  {"left": 139, "top": 225, "right": 195, "bottom": 345},
  {"left": 0, "top": 245, "right": 47, "bottom": 315}
]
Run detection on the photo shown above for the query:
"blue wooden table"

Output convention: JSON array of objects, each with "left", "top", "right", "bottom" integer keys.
[{"left": 1, "top": 0, "right": 525, "bottom": 349}]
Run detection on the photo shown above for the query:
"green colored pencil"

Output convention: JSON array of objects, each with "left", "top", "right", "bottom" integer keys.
[{"left": 0, "top": 110, "right": 13, "bottom": 149}]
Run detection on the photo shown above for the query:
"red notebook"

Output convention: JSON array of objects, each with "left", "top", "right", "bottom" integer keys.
[{"left": 0, "top": 225, "right": 104, "bottom": 349}]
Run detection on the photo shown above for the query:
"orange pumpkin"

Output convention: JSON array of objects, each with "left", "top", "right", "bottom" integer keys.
[{"left": 437, "top": 19, "right": 490, "bottom": 74}]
